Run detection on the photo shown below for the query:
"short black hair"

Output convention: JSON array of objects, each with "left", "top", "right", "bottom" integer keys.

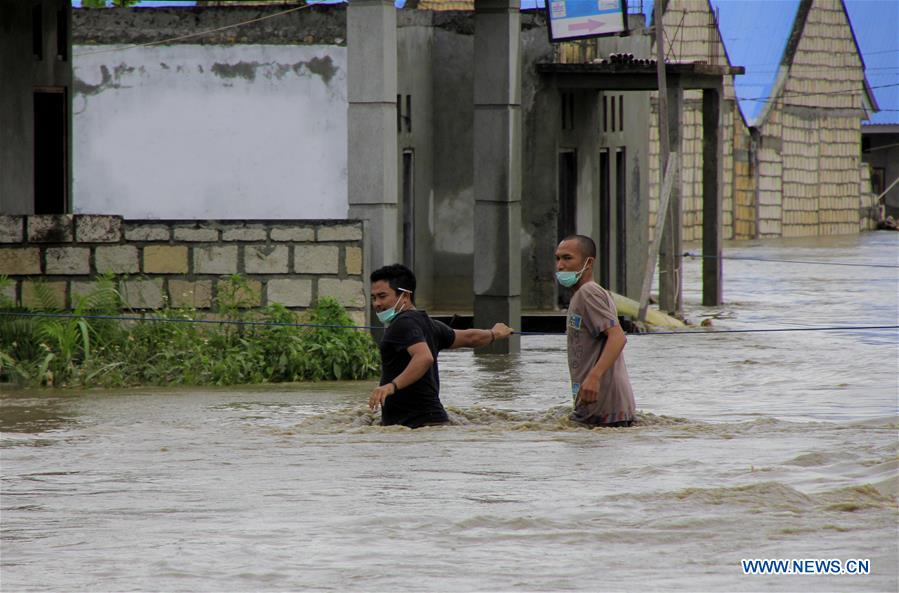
[
  {"left": 370, "top": 264, "right": 416, "bottom": 301},
  {"left": 561, "top": 234, "right": 597, "bottom": 258}
]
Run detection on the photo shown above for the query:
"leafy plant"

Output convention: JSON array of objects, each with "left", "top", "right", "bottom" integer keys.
[
  {"left": 296, "top": 297, "right": 379, "bottom": 381},
  {"left": 0, "top": 276, "right": 379, "bottom": 389},
  {"left": 0, "top": 275, "right": 123, "bottom": 386}
]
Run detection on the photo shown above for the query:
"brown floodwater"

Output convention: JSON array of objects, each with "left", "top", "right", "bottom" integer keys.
[{"left": 1, "top": 232, "right": 897, "bottom": 592}]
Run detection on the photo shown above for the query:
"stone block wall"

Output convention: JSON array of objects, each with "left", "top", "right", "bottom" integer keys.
[
  {"left": 0, "top": 215, "right": 366, "bottom": 324},
  {"left": 647, "top": 95, "right": 738, "bottom": 243},
  {"left": 859, "top": 163, "right": 878, "bottom": 231},
  {"left": 731, "top": 114, "right": 757, "bottom": 239}
]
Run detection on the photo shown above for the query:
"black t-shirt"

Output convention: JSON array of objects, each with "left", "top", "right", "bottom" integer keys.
[{"left": 379, "top": 310, "right": 455, "bottom": 428}]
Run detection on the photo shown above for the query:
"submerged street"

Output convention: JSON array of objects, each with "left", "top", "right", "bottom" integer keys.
[{"left": 1, "top": 232, "right": 897, "bottom": 592}]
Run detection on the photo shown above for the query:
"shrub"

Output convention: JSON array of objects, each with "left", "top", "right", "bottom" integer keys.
[{"left": 0, "top": 276, "right": 379, "bottom": 388}]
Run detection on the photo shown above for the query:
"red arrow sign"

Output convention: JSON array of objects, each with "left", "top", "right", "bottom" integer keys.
[{"left": 569, "top": 18, "right": 604, "bottom": 32}]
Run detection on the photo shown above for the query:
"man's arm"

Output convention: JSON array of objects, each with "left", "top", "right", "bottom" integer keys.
[
  {"left": 368, "top": 342, "right": 434, "bottom": 411},
  {"left": 577, "top": 323, "right": 627, "bottom": 404},
  {"left": 449, "top": 322, "right": 514, "bottom": 349}
]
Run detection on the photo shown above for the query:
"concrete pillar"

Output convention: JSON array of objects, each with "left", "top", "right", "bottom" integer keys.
[
  {"left": 347, "top": 0, "right": 399, "bottom": 277},
  {"left": 472, "top": 0, "right": 521, "bottom": 354},
  {"left": 702, "top": 85, "right": 723, "bottom": 306},
  {"left": 659, "top": 80, "right": 683, "bottom": 315}
]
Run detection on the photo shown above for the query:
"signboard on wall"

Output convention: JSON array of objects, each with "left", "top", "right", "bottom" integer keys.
[{"left": 546, "top": 0, "right": 628, "bottom": 42}]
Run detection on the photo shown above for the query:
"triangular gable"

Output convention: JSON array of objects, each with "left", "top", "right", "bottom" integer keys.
[
  {"left": 839, "top": 0, "right": 878, "bottom": 118},
  {"left": 756, "top": 0, "right": 876, "bottom": 127},
  {"left": 752, "top": 0, "right": 808, "bottom": 127},
  {"left": 652, "top": 0, "right": 798, "bottom": 126}
]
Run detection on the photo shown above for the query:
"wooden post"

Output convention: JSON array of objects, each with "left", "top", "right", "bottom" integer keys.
[
  {"left": 659, "top": 80, "right": 683, "bottom": 315},
  {"left": 702, "top": 85, "right": 723, "bottom": 306},
  {"left": 638, "top": 0, "right": 674, "bottom": 322},
  {"left": 638, "top": 152, "right": 679, "bottom": 322}
]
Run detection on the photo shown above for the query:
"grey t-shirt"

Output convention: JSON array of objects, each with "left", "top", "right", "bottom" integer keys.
[{"left": 566, "top": 282, "right": 636, "bottom": 424}]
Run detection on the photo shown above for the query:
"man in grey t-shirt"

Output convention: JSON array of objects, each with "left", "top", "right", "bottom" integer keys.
[{"left": 555, "top": 235, "right": 636, "bottom": 427}]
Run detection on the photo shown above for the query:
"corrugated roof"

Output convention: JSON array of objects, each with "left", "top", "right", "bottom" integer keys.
[{"left": 414, "top": 0, "right": 473, "bottom": 9}]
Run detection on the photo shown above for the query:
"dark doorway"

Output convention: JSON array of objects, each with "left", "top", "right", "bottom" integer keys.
[
  {"left": 557, "top": 150, "right": 577, "bottom": 240},
  {"left": 598, "top": 148, "right": 611, "bottom": 289},
  {"left": 402, "top": 149, "right": 415, "bottom": 269},
  {"left": 33, "top": 90, "right": 67, "bottom": 214},
  {"left": 557, "top": 150, "right": 577, "bottom": 307},
  {"left": 615, "top": 148, "right": 627, "bottom": 294}
]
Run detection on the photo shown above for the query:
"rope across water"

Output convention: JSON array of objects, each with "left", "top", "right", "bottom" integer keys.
[{"left": 1, "top": 311, "right": 895, "bottom": 338}]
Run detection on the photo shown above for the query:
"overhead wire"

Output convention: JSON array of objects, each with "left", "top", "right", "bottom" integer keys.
[
  {"left": 515, "top": 325, "right": 899, "bottom": 337},
  {"left": 0, "top": 311, "right": 895, "bottom": 339},
  {"left": 678, "top": 252, "right": 899, "bottom": 269},
  {"left": 736, "top": 82, "right": 899, "bottom": 103}
]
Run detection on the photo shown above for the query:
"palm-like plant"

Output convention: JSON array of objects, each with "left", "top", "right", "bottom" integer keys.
[{"left": 0, "top": 275, "right": 122, "bottom": 386}]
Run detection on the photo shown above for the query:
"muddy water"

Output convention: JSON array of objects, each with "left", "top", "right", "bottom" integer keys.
[{"left": 1, "top": 232, "right": 897, "bottom": 592}]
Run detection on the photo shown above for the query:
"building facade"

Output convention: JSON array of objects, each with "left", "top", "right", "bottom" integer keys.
[
  {"left": 14, "top": 1, "right": 879, "bottom": 316},
  {"left": 0, "top": 0, "right": 73, "bottom": 216},
  {"left": 749, "top": 0, "right": 878, "bottom": 237}
]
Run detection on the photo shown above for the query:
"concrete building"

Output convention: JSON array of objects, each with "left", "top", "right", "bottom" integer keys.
[
  {"left": 65, "top": 4, "right": 660, "bottom": 318},
  {"left": 23, "top": 1, "right": 881, "bottom": 323},
  {"left": 0, "top": 0, "right": 73, "bottom": 215}
]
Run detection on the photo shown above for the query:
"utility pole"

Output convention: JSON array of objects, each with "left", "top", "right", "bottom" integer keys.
[{"left": 638, "top": 0, "right": 679, "bottom": 322}]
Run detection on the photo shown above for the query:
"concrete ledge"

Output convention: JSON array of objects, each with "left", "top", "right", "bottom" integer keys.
[
  {"left": 317, "top": 224, "right": 363, "bottom": 241},
  {"left": 124, "top": 224, "right": 171, "bottom": 242},
  {"left": 28, "top": 215, "right": 74, "bottom": 243},
  {"left": 270, "top": 227, "right": 315, "bottom": 242},
  {"left": 174, "top": 225, "right": 219, "bottom": 242},
  {"left": 222, "top": 225, "right": 267, "bottom": 242},
  {"left": 75, "top": 215, "right": 122, "bottom": 243}
]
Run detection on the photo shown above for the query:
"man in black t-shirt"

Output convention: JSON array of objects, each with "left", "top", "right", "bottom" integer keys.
[{"left": 367, "top": 264, "right": 513, "bottom": 428}]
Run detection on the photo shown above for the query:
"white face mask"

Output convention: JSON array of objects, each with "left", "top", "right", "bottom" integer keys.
[
  {"left": 376, "top": 288, "right": 411, "bottom": 325},
  {"left": 556, "top": 257, "right": 593, "bottom": 288}
]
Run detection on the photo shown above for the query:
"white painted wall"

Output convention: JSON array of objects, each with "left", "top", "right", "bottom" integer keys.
[{"left": 72, "top": 44, "right": 348, "bottom": 219}]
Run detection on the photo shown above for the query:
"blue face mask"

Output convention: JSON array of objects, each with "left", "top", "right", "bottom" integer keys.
[
  {"left": 376, "top": 289, "right": 411, "bottom": 326},
  {"left": 555, "top": 258, "right": 593, "bottom": 288}
]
